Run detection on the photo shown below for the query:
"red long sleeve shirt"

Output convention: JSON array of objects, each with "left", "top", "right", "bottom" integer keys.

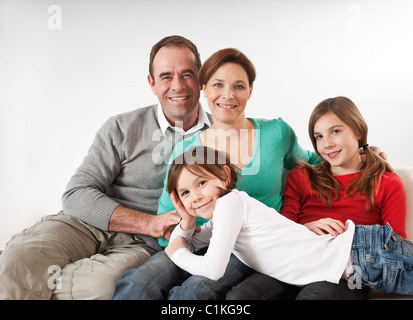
[{"left": 281, "top": 167, "right": 406, "bottom": 238}]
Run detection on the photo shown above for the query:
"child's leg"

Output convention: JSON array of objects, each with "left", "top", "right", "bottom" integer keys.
[{"left": 351, "top": 224, "right": 413, "bottom": 295}]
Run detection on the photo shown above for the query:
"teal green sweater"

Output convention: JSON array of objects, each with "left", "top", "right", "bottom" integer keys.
[{"left": 157, "top": 118, "right": 319, "bottom": 247}]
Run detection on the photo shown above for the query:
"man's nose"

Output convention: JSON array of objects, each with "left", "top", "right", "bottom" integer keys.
[{"left": 171, "top": 75, "right": 186, "bottom": 91}]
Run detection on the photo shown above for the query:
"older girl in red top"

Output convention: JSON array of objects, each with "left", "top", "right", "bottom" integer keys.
[
  {"left": 280, "top": 96, "right": 406, "bottom": 299},
  {"left": 282, "top": 96, "right": 405, "bottom": 238},
  {"left": 227, "top": 96, "right": 406, "bottom": 300}
]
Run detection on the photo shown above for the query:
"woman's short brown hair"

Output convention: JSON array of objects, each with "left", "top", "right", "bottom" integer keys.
[{"left": 198, "top": 48, "right": 256, "bottom": 87}]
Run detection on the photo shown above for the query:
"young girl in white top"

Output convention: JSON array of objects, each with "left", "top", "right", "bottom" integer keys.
[{"left": 165, "top": 146, "right": 413, "bottom": 295}]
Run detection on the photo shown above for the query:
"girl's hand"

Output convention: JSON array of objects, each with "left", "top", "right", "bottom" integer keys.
[
  {"left": 304, "top": 218, "right": 347, "bottom": 237},
  {"left": 165, "top": 236, "right": 190, "bottom": 258},
  {"left": 171, "top": 191, "right": 197, "bottom": 230}
]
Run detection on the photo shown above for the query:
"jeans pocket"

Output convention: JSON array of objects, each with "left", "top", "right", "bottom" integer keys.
[{"left": 365, "top": 261, "right": 384, "bottom": 289}]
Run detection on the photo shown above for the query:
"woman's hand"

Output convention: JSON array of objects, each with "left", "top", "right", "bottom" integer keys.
[
  {"left": 171, "top": 190, "right": 197, "bottom": 231},
  {"left": 304, "top": 218, "right": 347, "bottom": 236},
  {"left": 165, "top": 236, "right": 190, "bottom": 258}
]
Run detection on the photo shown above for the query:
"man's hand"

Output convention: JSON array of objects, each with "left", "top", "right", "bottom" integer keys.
[
  {"left": 147, "top": 210, "right": 182, "bottom": 239},
  {"left": 108, "top": 205, "right": 181, "bottom": 239},
  {"left": 165, "top": 236, "right": 190, "bottom": 258}
]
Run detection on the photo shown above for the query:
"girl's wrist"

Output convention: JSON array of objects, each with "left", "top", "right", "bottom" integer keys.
[{"left": 180, "top": 218, "right": 196, "bottom": 231}]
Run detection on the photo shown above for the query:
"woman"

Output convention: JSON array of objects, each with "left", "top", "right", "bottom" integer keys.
[{"left": 112, "top": 48, "right": 318, "bottom": 300}]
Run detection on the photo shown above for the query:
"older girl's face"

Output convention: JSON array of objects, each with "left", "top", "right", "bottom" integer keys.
[
  {"left": 313, "top": 112, "right": 362, "bottom": 176},
  {"left": 202, "top": 63, "right": 252, "bottom": 126}
]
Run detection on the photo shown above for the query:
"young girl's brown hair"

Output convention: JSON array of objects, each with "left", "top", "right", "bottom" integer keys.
[
  {"left": 162, "top": 146, "right": 239, "bottom": 239},
  {"left": 167, "top": 146, "right": 239, "bottom": 196},
  {"left": 301, "top": 96, "right": 386, "bottom": 208}
]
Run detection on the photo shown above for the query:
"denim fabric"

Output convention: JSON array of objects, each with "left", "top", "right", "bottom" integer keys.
[
  {"left": 352, "top": 223, "right": 413, "bottom": 295},
  {"left": 112, "top": 250, "right": 254, "bottom": 300}
]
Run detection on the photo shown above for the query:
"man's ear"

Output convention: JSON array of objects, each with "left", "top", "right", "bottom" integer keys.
[{"left": 147, "top": 74, "right": 157, "bottom": 95}]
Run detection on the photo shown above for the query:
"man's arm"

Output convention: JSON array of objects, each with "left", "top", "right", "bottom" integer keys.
[{"left": 108, "top": 205, "right": 181, "bottom": 238}]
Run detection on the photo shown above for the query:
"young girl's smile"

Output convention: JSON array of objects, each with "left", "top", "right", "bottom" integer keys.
[
  {"left": 176, "top": 167, "right": 229, "bottom": 220},
  {"left": 313, "top": 112, "right": 362, "bottom": 176}
]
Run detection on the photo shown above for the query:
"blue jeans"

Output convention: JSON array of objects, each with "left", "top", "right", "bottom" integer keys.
[
  {"left": 352, "top": 223, "right": 413, "bottom": 295},
  {"left": 112, "top": 249, "right": 254, "bottom": 300}
]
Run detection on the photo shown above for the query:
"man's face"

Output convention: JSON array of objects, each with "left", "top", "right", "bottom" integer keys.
[{"left": 148, "top": 46, "right": 201, "bottom": 128}]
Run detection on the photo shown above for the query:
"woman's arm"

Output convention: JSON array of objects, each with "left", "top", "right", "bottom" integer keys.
[{"left": 280, "top": 120, "right": 319, "bottom": 169}]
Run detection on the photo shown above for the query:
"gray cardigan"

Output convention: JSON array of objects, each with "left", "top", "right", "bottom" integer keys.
[{"left": 62, "top": 104, "right": 210, "bottom": 250}]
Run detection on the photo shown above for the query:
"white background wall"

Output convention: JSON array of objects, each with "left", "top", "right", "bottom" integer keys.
[{"left": 1, "top": 0, "right": 412, "bottom": 249}]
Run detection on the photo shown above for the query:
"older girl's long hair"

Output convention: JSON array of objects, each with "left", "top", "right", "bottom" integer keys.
[{"left": 301, "top": 96, "right": 386, "bottom": 208}]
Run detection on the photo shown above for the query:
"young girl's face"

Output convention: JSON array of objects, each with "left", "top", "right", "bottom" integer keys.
[
  {"left": 313, "top": 112, "right": 362, "bottom": 176},
  {"left": 176, "top": 166, "right": 229, "bottom": 220}
]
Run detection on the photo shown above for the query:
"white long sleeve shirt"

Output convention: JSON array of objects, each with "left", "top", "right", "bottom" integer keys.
[{"left": 170, "top": 189, "right": 355, "bottom": 286}]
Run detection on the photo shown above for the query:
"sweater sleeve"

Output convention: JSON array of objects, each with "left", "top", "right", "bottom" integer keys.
[
  {"left": 170, "top": 192, "right": 244, "bottom": 281},
  {"left": 379, "top": 173, "right": 406, "bottom": 238},
  {"left": 62, "top": 117, "right": 123, "bottom": 231}
]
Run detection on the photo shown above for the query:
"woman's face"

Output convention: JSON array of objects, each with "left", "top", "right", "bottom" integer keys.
[{"left": 202, "top": 62, "right": 252, "bottom": 126}]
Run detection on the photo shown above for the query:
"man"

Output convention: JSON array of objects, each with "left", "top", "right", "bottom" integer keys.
[{"left": 0, "top": 35, "right": 211, "bottom": 300}]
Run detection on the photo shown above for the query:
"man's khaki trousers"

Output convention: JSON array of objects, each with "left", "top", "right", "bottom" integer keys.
[{"left": 0, "top": 212, "right": 156, "bottom": 300}]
